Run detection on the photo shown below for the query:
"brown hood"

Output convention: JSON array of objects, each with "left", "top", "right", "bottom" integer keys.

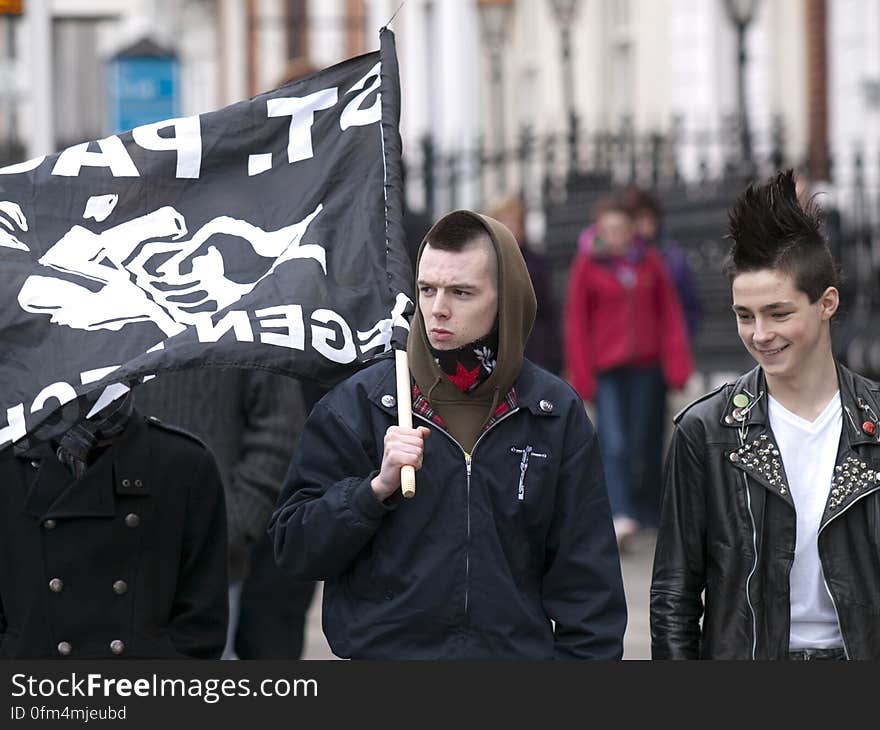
[{"left": 407, "top": 210, "right": 537, "bottom": 451}]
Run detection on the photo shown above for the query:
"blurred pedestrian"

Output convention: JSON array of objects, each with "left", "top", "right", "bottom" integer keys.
[
  {"left": 488, "top": 194, "right": 562, "bottom": 375},
  {"left": 622, "top": 186, "right": 702, "bottom": 338},
  {"left": 564, "top": 194, "right": 693, "bottom": 549},
  {"left": 621, "top": 185, "right": 701, "bottom": 527},
  {"left": 651, "top": 169, "right": 880, "bottom": 659}
]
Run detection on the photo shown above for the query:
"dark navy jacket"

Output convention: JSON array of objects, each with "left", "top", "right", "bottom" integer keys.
[{"left": 270, "top": 358, "right": 626, "bottom": 659}]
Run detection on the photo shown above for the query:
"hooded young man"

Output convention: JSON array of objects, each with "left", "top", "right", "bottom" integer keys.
[
  {"left": 650, "top": 170, "right": 880, "bottom": 660},
  {"left": 270, "top": 210, "right": 626, "bottom": 659}
]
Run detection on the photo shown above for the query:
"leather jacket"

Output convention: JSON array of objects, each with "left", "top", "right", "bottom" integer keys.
[{"left": 650, "top": 362, "right": 880, "bottom": 659}]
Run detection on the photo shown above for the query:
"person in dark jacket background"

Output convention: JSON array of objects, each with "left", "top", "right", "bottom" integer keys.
[
  {"left": 0, "top": 394, "right": 228, "bottom": 659},
  {"left": 619, "top": 185, "right": 701, "bottom": 530},
  {"left": 134, "top": 369, "right": 314, "bottom": 660},
  {"left": 651, "top": 169, "right": 880, "bottom": 660},
  {"left": 270, "top": 209, "right": 626, "bottom": 659}
]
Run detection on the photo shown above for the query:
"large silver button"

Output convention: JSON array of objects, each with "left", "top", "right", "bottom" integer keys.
[
  {"left": 381, "top": 394, "right": 396, "bottom": 408},
  {"left": 57, "top": 641, "right": 72, "bottom": 656},
  {"left": 48, "top": 578, "right": 64, "bottom": 593},
  {"left": 113, "top": 580, "right": 128, "bottom": 595},
  {"left": 539, "top": 399, "right": 554, "bottom": 413},
  {"left": 124, "top": 513, "right": 140, "bottom": 528},
  {"left": 43, "top": 519, "right": 57, "bottom": 530},
  {"left": 110, "top": 640, "right": 125, "bottom": 655}
]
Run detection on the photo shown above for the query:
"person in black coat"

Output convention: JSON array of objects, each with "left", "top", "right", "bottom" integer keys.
[{"left": 0, "top": 394, "right": 228, "bottom": 659}]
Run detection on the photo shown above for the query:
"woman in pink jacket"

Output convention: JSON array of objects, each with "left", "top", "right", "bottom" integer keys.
[{"left": 564, "top": 195, "right": 693, "bottom": 549}]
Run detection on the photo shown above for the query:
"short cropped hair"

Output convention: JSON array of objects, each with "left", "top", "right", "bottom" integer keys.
[
  {"left": 621, "top": 185, "right": 662, "bottom": 220},
  {"left": 724, "top": 169, "right": 840, "bottom": 301},
  {"left": 426, "top": 211, "right": 491, "bottom": 253}
]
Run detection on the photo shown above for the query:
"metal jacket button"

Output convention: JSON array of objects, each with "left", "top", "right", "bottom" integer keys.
[
  {"left": 48, "top": 578, "right": 64, "bottom": 593},
  {"left": 539, "top": 399, "right": 554, "bottom": 413},
  {"left": 381, "top": 394, "right": 396, "bottom": 408},
  {"left": 113, "top": 580, "right": 128, "bottom": 595},
  {"left": 110, "top": 640, "right": 125, "bottom": 655},
  {"left": 43, "top": 519, "right": 57, "bottom": 530},
  {"left": 57, "top": 641, "right": 72, "bottom": 656},
  {"left": 124, "top": 513, "right": 140, "bottom": 528}
]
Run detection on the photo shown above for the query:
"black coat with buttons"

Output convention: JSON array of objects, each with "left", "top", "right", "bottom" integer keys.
[{"left": 0, "top": 411, "right": 228, "bottom": 659}]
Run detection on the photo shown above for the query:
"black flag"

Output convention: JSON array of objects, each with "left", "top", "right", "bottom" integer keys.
[{"left": 0, "top": 29, "right": 412, "bottom": 449}]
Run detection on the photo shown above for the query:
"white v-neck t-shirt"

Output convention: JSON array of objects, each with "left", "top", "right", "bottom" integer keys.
[{"left": 768, "top": 392, "right": 844, "bottom": 650}]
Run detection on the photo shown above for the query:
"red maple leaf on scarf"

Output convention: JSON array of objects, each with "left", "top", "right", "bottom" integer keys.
[{"left": 448, "top": 362, "right": 481, "bottom": 391}]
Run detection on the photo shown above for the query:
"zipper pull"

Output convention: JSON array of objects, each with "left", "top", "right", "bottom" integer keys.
[{"left": 465, "top": 452, "right": 471, "bottom": 477}]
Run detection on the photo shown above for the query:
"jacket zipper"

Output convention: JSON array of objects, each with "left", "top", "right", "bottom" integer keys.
[
  {"left": 413, "top": 407, "right": 521, "bottom": 620},
  {"left": 815, "top": 485, "right": 880, "bottom": 660},
  {"left": 736, "top": 427, "right": 760, "bottom": 660},
  {"left": 741, "top": 471, "right": 759, "bottom": 660}
]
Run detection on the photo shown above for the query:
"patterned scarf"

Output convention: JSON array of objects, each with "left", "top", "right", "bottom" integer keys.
[
  {"left": 54, "top": 391, "right": 135, "bottom": 478},
  {"left": 429, "top": 327, "right": 498, "bottom": 393}
]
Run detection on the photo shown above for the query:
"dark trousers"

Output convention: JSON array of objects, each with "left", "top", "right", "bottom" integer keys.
[{"left": 234, "top": 533, "right": 317, "bottom": 660}]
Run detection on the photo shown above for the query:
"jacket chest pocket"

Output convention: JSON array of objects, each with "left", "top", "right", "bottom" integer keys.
[{"left": 483, "top": 445, "right": 556, "bottom": 526}]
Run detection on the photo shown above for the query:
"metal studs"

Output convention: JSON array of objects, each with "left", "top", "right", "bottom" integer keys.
[
  {"left": 828, "top": 456, "right": 875, "bottom": 510},
  {"left": 539, "top": 399, "right": 554, "bottom": 413},
  {"left": 730, "top": 432, "right": 786, "bottom": 493},
  {"left": 381, "top": 394, "right": 396, "bottom": 408}
]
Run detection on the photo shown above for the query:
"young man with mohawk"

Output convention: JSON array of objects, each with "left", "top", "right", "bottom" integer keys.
[{"left": 651, "top": 169, "right": 880, "bottom": 660}]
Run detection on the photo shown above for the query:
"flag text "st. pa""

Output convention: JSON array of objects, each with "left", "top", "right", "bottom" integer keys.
[{"left": 2, "top": 63, "right": 381, "bottom": 181}]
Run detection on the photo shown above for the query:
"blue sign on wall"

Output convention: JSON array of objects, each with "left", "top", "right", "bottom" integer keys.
[{"left": 107, "top": 52, "right": 179, "bottom": 134}]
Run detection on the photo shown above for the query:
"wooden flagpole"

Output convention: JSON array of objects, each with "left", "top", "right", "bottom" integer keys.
[{"left": 395, "top": 348, "right": 416, "bottom": 498}]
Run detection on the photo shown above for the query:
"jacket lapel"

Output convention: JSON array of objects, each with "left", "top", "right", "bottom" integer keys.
[{"left": 722, "top": 367, "right": 795, "bottom": 507}]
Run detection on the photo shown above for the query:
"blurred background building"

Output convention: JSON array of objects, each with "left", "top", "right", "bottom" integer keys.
[{"left": 2, "top": 0, "right": 879, "bottom": 379}]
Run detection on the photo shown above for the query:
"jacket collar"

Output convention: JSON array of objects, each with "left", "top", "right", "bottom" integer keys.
[
  {"left": 369, "top": 359, "right": 560, "bottom": 421},
  {"left": 21, "top": 413, "right": 152, "bottom": 520},
  {"left": 720, "top": 362, "right": 880, "bottom": 448}
]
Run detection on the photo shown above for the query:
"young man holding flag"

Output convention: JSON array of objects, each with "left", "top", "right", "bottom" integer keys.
[{"left": 271, "top": 210, "right": 627, "bottom": 660}]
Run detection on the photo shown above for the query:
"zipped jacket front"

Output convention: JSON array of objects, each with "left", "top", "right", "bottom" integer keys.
[{"left": 270, "top": 358, "right": 627, "bottom": 660}]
